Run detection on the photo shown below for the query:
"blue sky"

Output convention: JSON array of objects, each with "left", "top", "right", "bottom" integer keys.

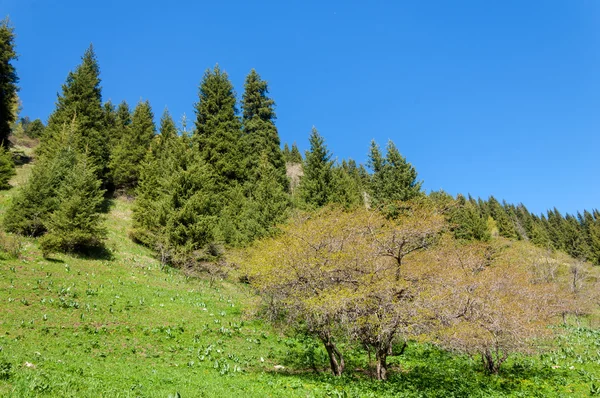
[{"left": 3, "top": 0, "right": 599, "bottom": 215}]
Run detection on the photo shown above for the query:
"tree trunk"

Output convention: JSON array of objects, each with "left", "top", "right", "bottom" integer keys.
[
  {"left": 481, "top": 348, "right": 507, "bottom": 374},
  {"left": 376, "top": 348, "right": 388, "bottom": 380},
  {"left": 395, "top": 253, "right": 403, "bottom": 281},
  {"left": 320, "top": 334, "right": 344, "bottom": 376}
]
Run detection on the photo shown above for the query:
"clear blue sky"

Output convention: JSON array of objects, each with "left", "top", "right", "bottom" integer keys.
[{"left": 3, "top": 0, "right": 599, "bottom": 215}]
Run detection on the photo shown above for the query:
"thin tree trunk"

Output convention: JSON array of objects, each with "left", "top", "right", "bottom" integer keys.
[
  {"left": 320, "top": 334, "right": 344, "bottom": 376},
  {"left": 365, "top": 344, "right": 373, "bottom": 380},
  {"left": 482, "top": 348, "right": 507, "bottom": 374}
]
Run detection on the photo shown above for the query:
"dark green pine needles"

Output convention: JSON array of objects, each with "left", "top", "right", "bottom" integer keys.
[{"left": 0, "top": 18, "right": 18, "bottom": 149}]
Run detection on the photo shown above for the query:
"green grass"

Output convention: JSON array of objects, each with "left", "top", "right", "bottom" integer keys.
[{"left": 0, "top": 165, "right": 599, "bottom": 397}]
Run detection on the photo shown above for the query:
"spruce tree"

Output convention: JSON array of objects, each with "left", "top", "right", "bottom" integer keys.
[
  {"left": 368, "top": 140, "right": 422, "bottom": 207},
  {"left": 103, "top": 100, "right": 117, "bottom": 152},
  {"left": 24, "top": 118, "right": 45, "bottom": 138},
  {"left": 4, "top": 122, "right": 79, "bottom": 235},
  {"left": 161, "top": 157, "right": 220, "bottom": 256},
  {"left": 109, "top": 100, "right": 155, "bottom": 191},
  {"left": 486, "top": 197, "right": 518, "bottom": 239},
  {"left": 194, "top": 65, "right": 243, "bottom": 185},
  {"left": 39, "top": 45, "right": 108, "bottom": 177},
  {"left": 289, "top": 142, "right": 302, "bottom": 163},
  {"left": 546, "top": 208, "right": 566, "bottom": 250},
  {"left": 330, "top": 163, "right": 362, "bottom": 209},
  {"left": 241, "top": 69, "right": 287, "bottom": 189},
  {"left": 339, "top": 159, "right": 369, "bottom": 207},
  {"left": 133, "top": 109, "right": 182, "bottom": 240},
  {"left": 450, "top": 195, "right": 490, "bottom": 241},
  {"left": 530, "top": 215, "right": 553, "bottom": 248},
  {"left": 155, "top": 108, "right": 178, "bottom": 156},
  {"left": 585, "top": 210, "right": 600, "bottom": 265},
  {"left": 244, "top": 153, "right": 291, "bottom": 239},
  {"left": 562, "top": 214, "right": 590, "bottom": 260},
  {"left": 113, "top": 100, "right": 132, "bottom": 147},
  {"left": 0, "top": 18, "right": 18, "bottom": 148},
  {"left": 514, "top": 203, "right": 534, "bottom": 240},
  {"left": 282, "top": 143, "right": 291, "bottom": 162},
  {"left": 0, "top": 144, "right": 15, "bottom": 189},
  {"left": 133, "top": 133, "right": 220, "bottom": 260},
  {"left": 298, "top": 127, "right": 335, "bottom": 208},
  {"left": 39, "top": 152, "right": 106, "bottom": 254}
]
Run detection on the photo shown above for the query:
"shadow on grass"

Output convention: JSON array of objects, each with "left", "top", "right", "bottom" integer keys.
[
  {"left": 11, "top": 150, "right": 33, "bottom": 166},
  {"left": 100, "top": 196, "right": 115, "bottom": 214},
  {"left": 43, "top": 244, "right": 114, "bottom": 262},
  {"left": 71, "top": 244, "right": 114, "bottom": 261},
  {"left": 272, "top": 343, "right": 569, "bottom": 397}
]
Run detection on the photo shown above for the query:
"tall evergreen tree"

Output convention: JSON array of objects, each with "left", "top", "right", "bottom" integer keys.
[
  {"left": 562, "top": 214, "right": 590, "bottom": 260},
  {"left": 109, "top": 100, "right": 155, "bottom": 191},
  {"left": 113, "top": 100, "right": 132, "bottom": 147},
  {"left": 486, "top": 197, "right": 518, "bottom": 239},
  {"left": 158, "top": 109, "right": 176, "bottom": 144},
  {"left": 289, "top": 142, "right": 303, "bottom": 163},
  {"left": 368, "top": 140, "right": 422, "bottom": 207},
  {"left": 23, "top": 118, "right": 45, "bottom": 138},
  {"left": 0, "top": 18, "right": 18, "bottom": 148},
  {"left": 282, "top": 143, "right": 291, "bottom": 162},
  {"left": 514, "top": 203, "right": 534, "bottom": 240},
  {"left": 582, "top": 210, "right": 600, "bottom": 265},
  {"left": 450, "top": 194, "right": 490, "bottom": 241},
  {"left": 546, "top": 208, "right": 566, "bottom": 250},
  {"left": 241, "top": 69, "right": 287, "bottom": 189},
  {"left": 530, "top": 215, "right": 552, "bottom": 248},
  {"left": 298, "top": 127, "right": 335, "bottom": 208},
  {"left": 194, "top": 65, "right": 243, "bottom": 185},
  {"left": 154, "top": 156, "right": 220, "bottom": 257},
  {"left": 331, "top": 162, "right": 362, "bottom": 209},
  {"left": 103, "top": 100, "right": 117, "bottom": 151},
  {"left": 39, "top": 45, "right": 108, "bottom": 178},
  {"left": 40, "top": 151, "right": 106, "bottom": 254},
  {"left": 4, "top": 121, "right": 79, "bottom": 235},
  {"left": 133, "top": 123, "right": 222, "bottom": 261},
  {"left": 248, "top": 154, "right": 291, "bottom": 234},
  {"left": 132, "top": 114, "right": 182, "bottom": 250}
]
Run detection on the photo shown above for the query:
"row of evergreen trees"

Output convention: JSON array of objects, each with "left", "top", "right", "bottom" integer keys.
[
  {"left": 2, "top": 42, "right": 424, "bottom": 259},
  {"left": 2, "top": 28, "right": 598, "bottom": 267},
  {"left": 448, "top": 194, "right": 600, "bottom": 265}
]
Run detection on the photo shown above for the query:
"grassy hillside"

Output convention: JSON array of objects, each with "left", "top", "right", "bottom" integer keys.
[{"left": 1, "top": 165, "right": 600, "bottom": 397}]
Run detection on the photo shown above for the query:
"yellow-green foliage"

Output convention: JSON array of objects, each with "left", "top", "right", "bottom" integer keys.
[
  {"left": 241, "top": 200, "right": 597, "bottom": 377},
  {"left": 241, "top": 200, "right": 447, "bottom": 379}
]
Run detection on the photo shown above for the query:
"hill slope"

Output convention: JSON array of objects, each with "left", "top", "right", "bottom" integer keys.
[{"left": 1, "top": 165, "right": 600, "bottom": 397}]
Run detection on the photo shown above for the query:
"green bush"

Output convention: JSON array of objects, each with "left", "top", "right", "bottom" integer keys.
[{"left": 0, "top": 145, "right": 15, "bottom": 190}]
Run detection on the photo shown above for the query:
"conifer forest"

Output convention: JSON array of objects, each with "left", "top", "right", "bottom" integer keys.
[{"left": 1, "top": 15, "right": 600, "bottom": 398}]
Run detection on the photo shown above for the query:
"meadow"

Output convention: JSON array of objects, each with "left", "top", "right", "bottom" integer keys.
[{"left": 1, "top": 166, "right": 599, "bottom": 397}]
